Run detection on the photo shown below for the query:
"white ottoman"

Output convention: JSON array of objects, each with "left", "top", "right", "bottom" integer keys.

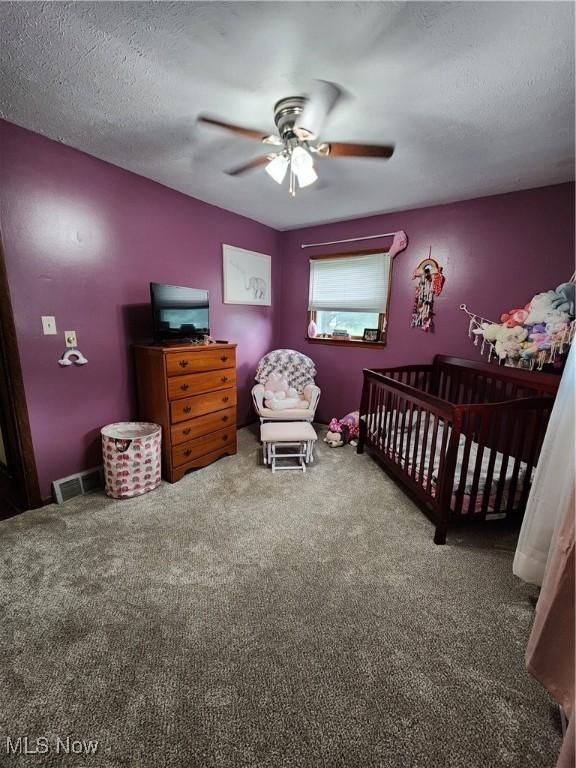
[{"left": 260, "top": 422, "right": 318, "bottom": 473}]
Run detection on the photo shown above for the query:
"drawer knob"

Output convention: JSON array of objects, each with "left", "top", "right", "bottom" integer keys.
[
  {"left": 220, "top": 355, "right": 228, "bottom": 362},
  {"left": 222, "top": 396, "right": 229, "bottom": 403},
  {"left": 183, "top": 428, "right": 191, "bottom": 435},
  {"left": 183, "top": 405, "right": 192, "bottom": 414},
  {"left": 222, "top": 434, "right": 228, "bottom": 441},
  {"left": 180, "top": 383, "right": 189, "bottom": 391},
  {"left": 183, "top": 448, "right": 192, "bottom": 457},
  {"left": 222, "top": 415, "right": 229, "bottom": 422},
  {"left": 221, "top": 376, "right": 228, "bottom": 383},
  {"left": 178, "top": 359, "right": 189, "bottom": 368}
]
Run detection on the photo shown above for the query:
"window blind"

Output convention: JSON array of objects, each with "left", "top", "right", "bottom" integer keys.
[{"left": 308, "top": 253, "right": 391, "bottom": 312}]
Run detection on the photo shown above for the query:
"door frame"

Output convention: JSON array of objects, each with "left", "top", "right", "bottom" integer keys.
[{"left": 0, "top": 234, "right": 42, "bottom": 514}]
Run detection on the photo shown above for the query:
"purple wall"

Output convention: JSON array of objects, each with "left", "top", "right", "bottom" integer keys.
[
  {"left": 0, "top": 120, "right": 280, "bottom": 499},
  {"left": 280, "top": 183, "right": 575, "bottom": 422},
  {"left": 0, "top": 118, "right": 574, "bottom": 500}
]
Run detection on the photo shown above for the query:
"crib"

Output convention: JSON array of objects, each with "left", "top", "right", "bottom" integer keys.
[{"left": 357, "top": 355, "right": 560, "bottom": 544}]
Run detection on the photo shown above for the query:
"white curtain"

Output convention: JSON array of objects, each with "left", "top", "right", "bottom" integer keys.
[{"left": 513, "top": 343, "right": 575, "bottom": 585}]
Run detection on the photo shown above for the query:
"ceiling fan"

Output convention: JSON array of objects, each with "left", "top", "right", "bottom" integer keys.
[{"left": 198, "top": 81, "right": 395, "bottom": 197}]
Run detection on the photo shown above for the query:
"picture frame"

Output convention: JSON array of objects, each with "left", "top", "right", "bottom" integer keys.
[
  {"left": 363, "top": 328, "right": 380, "bottom": 342},
  {"left": 222, "top": 244, "right": 271, "bottom": 306}
]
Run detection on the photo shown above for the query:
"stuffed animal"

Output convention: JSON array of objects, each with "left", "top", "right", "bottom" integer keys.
[
  {"left": 495, "top": 325, "right": 528, "bottom": 359},
  {"left": 263, "top": 372, "right": 309, "bottom": 410},
  {"left": 520, "top": 342, "right": 538, "bottom": 361},
  {"left": 554, "top": 282, "right": 575, "bottom": 316},
  {"left": 500, "top": 305, "right": 530, "bottom": 328},
  {"left": 477, "top": 323, "right": 527, "bottom": 359},
  {"left": 324, "top": 411, "right": 360, "bottom": 447},
  {"left": 264, "top": 372, "right": 288, "bottom": 396},
  {"left": 478, "top": 323, "right": 502, "bottom": 343},
  {"left": 527, "top": 331, "right": 551, "bottom": 350},
  {"left": 525, "top": 289, "right": 571, "bottom": 326},
  {"left": 324, "top": 429, "right": 348, "bottom": 448},
  {"left": 528, "top": 322, "right": 547, "bottom": 337}
]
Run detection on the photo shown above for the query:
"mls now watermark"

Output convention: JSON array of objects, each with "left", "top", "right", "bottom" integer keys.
[{"left": 5, "top": 735, "right": 99, "bottom": 756}]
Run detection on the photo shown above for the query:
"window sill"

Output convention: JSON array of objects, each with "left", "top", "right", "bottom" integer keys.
[{"left": 305, "top": 336, "right": 386, "bottom": 349}]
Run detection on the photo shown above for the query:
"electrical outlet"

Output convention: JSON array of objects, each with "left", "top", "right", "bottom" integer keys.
[
  {"left": 65, "top": 331, "right": 77, "bottom": 348},
  {"left": 41, "top": 316, "right": 57, "bottom": 335}
]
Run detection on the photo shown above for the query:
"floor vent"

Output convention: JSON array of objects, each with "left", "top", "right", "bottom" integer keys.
[{"left": 52, "top": 467, "right": 104, "bottom": 504}]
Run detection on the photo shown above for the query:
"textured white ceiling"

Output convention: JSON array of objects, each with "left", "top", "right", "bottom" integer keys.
[{"left": 1, "top": 1, "right": 574, "bottom": 230}]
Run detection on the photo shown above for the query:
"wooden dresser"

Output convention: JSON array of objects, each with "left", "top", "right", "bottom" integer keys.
[{"left": 134, "top": 343, "right": 237, "bottom": 483}]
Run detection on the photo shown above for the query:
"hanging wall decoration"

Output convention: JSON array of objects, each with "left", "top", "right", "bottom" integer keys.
[{"left": 410, "top": 249, "right": 445, "bottom": 331}]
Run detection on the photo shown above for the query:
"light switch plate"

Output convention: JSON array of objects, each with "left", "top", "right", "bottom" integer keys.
[
  {"left": 65, "top": 331, "right": 77, "bottom": 348},
  {"left": 42, "top": 316, "right": 57, "bottom": 335}
]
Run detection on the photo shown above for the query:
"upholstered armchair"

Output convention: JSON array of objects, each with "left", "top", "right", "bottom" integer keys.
[{"left": 252, "top": 349, "right": 321, "bottom": 422}]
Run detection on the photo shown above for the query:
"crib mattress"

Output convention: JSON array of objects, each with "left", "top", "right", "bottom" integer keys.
[{"left": 363, "top": 412, "right": 528, "bottom": 516}]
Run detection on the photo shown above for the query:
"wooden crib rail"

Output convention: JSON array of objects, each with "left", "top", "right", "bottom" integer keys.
[
  {"left": 361, "top": 368, "right": 448, "bottom": 415},
  {"left": 358, "top": 368, "right": 457, "bottom": 538},
  {"left": 433, "top": 355, "right": 560, "bottom": 401},
  {"left": 434, "top": 397, "right": 554, "bottom": 541},
  {"left": 369, "top": 365, "right": 434, "bottom": 393}
]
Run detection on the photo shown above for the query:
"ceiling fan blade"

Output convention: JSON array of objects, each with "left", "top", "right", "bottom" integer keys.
[
  {"left": 198, "top": 115, "right": 272, "bottom": 142},
  {"left": 225, "top": 155, "right": 273, "bottom": 176},
  {"left": 316, "top": 141, "right": 395, "bottom": 159},
  {"left": 294, "top": 80, "right": 343, "bottom": 141}
]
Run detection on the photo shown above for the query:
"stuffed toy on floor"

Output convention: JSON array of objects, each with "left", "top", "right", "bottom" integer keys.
[{"left": 324, "top": 411, "right": 360, "bottom": 447}]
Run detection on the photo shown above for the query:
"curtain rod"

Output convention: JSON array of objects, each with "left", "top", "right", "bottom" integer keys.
[{"left": 300, "top": 231, "right": 401, "bottom": 249}]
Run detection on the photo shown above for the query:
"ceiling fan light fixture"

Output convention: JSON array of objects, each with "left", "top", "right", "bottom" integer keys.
[
  {"left": 265, "top": 154, "right": 289, "bottom": 184},
  {"left": 295, "top": 165, "right": 318, "bottom": 188},
  {"left": 290, "top": 145, "right": 314, "bottom": 173}
]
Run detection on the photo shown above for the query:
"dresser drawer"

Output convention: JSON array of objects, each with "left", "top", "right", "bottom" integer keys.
[
  {"left": 167, "top": 368, "right": 235, "bottom": 400},
  {"left": 166, "top": 348, "right": 236, "bottom": 377},
  {"left": 170, "top": 388, "right": 236, "bottom": 423},
  {"left": 171, "top": 407, "right": 236, "bottom": 445},
  {"left": 172, "top": 426, "right": 236, "bottom": 467}
]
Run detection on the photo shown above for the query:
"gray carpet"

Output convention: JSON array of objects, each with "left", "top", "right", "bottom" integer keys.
[{"left": 0, "top": 426, "right": 561, "bottom": 767}]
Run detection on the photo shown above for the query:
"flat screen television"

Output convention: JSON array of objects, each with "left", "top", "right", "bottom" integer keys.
[{"left": 150, "top": 282, "right": 210, "bottom": 343}]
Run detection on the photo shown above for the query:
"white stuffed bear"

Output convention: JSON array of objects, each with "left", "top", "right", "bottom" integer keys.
[
  {"left": 263, "top": 372, "right": 309, "bottom": 410},
  {"left": 525, "top": 290, "right": 571, "bottom": 326},
  {"left": 477, "top": 322, "right": 528, "bottom": 359}
]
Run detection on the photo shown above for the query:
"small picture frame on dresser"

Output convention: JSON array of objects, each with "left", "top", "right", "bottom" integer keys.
[{"left": 363, "top": 328, "right": 380, "bottom": 342}]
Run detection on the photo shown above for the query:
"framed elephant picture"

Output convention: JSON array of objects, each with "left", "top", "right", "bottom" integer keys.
[{"left": 222, "top": 244, "right": 272, "bottom": 306}]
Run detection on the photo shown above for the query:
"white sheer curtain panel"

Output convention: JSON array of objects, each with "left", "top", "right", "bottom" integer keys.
[{"left": 513, "top": 343, "right": 575, "bottom": 585}]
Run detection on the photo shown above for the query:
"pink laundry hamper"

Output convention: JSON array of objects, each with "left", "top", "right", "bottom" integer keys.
[{"left": 101, "top": 422, "right": 162, "bottom": 499}]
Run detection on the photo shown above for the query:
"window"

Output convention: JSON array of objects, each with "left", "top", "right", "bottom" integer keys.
[{"left": 307, "top": 249, "right": 392, "bottom": 345}]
